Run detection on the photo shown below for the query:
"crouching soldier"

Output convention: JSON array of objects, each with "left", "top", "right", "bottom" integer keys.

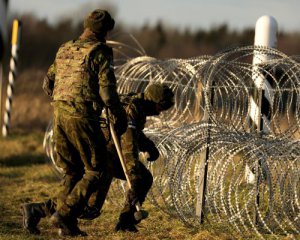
[{"left": 82, "top": 83, "right": 174, "bottom": 232}]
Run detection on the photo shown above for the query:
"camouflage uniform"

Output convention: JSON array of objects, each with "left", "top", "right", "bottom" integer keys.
[
  {"left": 86, "top": 84, "right": 175, "bottom": 232},
  {"left": 88, "top": 93, "right": 157, "bottom": 217},
  {"left": 22, "top": 9, "right": 127, "bottom": 236},
  {"left": 47, "top": 34, "right": 127, "bottom": 218},
  {"left": 21, "top": 93, "right": 158, "bottom": 233}
]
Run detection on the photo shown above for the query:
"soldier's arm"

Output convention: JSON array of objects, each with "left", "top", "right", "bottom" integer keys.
[
  {"left": 94, "top": 46, "right": 122, "bottom": 111},
  {"left": 42, "top": 63, "right": 55, "bottom": 98},
  {"left": 121, "top": 106, "right": 140, "bottom": 163},
  {"left": 138, "top": 131, "right": 159, "bottom": 162},
  {"left": 138, "top": 132, "right": 154, "bottom": 151},
  {"left": 93, "top": 46, "right": 127, "bottom": 135},
  {"left": 121, "top": 123, "right": 139, "bottom": 164}
]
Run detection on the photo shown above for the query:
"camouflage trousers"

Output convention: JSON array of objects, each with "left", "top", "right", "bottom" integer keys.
[
  {"left": 33, "top": 141, "right": 153, "bottom": 222},
  {"left": 88, "top": 142, "right": 153, "bottom": 220},
  {"left": 53, "top": 108, "right": 108, "bottom": 219}
]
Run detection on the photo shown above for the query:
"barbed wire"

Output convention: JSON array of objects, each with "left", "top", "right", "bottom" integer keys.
[
  {"left": 145, "top": 123, "right": 300, "bottom": 238},
  {"left": 43, "top": 42, "right": 300, "bottom": 239}
]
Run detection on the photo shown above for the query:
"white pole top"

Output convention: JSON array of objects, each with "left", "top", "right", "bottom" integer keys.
[
  {"left": 254, "top": 15, "right": 278, "bottom": 48},
  {"left": 253, "top": 15, "right": 278, "bottom": 65}
]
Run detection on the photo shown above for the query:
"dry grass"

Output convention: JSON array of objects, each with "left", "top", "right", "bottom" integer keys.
[
  {"left": 0, "top": 131, "right": 233, "bottom": 240},
  {"left": 0, "top": 132, "right": 298, "bottom": 240}
]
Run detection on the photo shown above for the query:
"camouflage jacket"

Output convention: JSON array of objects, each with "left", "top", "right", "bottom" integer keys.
[
  {"left": 43, "top": 36, "right": 122, "bottom": 119},
  {"left": 119, "top": 93, "right": 155, "bottom": 164}
]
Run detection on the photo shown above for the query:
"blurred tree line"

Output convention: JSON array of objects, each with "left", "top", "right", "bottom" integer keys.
[
  {"left": 3, "top": 13, "right": 300, "bottom": 73},
  {"left": 1, "top": 13, "right": 300, "bottom": 132}
]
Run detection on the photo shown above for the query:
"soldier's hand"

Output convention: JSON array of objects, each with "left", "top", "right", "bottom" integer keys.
[
  {"left": 147, "top": 143, "right": 160, "bottom": 162},
  {"left": 114, "top": 119, "right": 127, "bottom": 136},
  {"left": 112, "top": 107, "right": 127, "bottom": 136}
]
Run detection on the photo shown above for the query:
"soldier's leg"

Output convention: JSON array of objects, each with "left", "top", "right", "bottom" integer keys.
[
  {"left": 79, "top": 172, "right": 113, "bottom": 220},
  {"left": 22, "top": 173, "right": 84, "bottom": 235},
  {"left": 80, "top": 146, "right": 122, "bottom": 220},
  {"left": 115, "top": 160, "right": 142, "bottom": 232},
  {"left": 50, "top": 113, "right": 87, "bottom": 236},
  {"left": 22, "top": 115, "right": 83, "bottom": 235},
  {"left": 87, "top": 149, "right": 116, "bottom": 211},
  {"left": 22, "top": 170, "right": 84, "bottom": 232},
  {"left": 52, "top": 171, "right": 101, "bottom": 236},
  {"left": 54, "top": 172, "right": 83, "bottom": 211},
  {"left": 52, "top": 117, "right": 107, "bottom": 236},
  {"left": 52, "top": 115, "right": 85, "bottom": 212},
  {"left": 135, "top": 162, "right": 153, "bottom": 205},
  {"left": 115, "top": 161, "right": 153, "bottom": 232}
]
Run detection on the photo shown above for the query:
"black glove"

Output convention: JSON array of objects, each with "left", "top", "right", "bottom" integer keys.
[
  {"left": 146, "top": 142, "right": 160, "bottom": 162},
  {"left": 111, "top": 106, "right": 127, "bottom": 136}
]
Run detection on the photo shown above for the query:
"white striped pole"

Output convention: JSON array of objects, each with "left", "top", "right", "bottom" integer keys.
[
  {"left": 251, "top": 15, "right": 277, "bottom": 132},
  {"left": 2, "top": 20, "right": 22, "bottom": 137},
  {"left": 246, "top": 15, "right": 278, "bottom": 184},
  {"left": 248, "top": 15, "right": 278, "bottom": 225}
]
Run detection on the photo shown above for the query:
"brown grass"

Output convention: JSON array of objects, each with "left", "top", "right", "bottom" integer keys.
[
  {"left": 1, "top": 132, "right": 298, "bottom": 240},
  {"left": 0, "top": 132, "right": 235, "bottom": 240},
  {"left": 0, "top": 132, "right": 230, "bottom": 240}
]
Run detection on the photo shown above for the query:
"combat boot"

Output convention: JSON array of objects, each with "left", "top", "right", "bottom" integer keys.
[
  {"left": 114, "top": 211, "right": 138, "bottom": 233},
  {"left": 115, "top": 221, "right": 138, "bottom": 233},
  {"left": 21, "top": 202, "right": 46, "bottom": 234},
  {"left": 50, "top": 212, "right": 87, "bottom": 237},
  {"left": 78, "top": 206, "right": 101, "bottom": 220}
]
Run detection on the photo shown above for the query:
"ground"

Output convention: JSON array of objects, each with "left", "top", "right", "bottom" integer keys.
[{"left": 0, "top": 131, "right": 296, "bottom": 240}]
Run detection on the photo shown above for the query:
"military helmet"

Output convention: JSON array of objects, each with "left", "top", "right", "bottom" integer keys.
[
  {"left": 144, "top": 83, "right": 174, "bottom": 110},
  {"left": 84, "top": 9, "right": 115, "bottom": 33}
]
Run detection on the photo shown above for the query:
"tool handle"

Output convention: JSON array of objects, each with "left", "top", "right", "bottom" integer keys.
[{"left": 109, "top": 119, "right": 142, "bottom": 212}]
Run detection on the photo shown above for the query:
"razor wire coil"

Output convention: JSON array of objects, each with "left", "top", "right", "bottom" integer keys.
[{"left": 43, "top": 42, "right": 300, "bottom": 239}]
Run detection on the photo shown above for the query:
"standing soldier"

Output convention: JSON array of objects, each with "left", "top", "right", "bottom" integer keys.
[{"left": 21, "top": 9, "right": 127, "bottom": 237}]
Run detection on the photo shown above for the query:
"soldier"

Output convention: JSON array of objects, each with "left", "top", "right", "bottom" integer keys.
[
  {"left": 21, "top": 83, "right": 174, "bottom": 234},
  {"left": 82, "top": 83, "right": 175, "bottom": 232},
  {"left": 21, "top": 9, "right": 127, "bottom": 237}
]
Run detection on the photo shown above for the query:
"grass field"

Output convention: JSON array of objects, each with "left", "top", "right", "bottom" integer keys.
[{"left": 0, "top": 131, "right": 297, "bottom": 240}]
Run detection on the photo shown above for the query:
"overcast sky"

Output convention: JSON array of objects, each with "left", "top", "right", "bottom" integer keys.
[{"left": 8, "top": 0, "right": 300, "bottom": 32}]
